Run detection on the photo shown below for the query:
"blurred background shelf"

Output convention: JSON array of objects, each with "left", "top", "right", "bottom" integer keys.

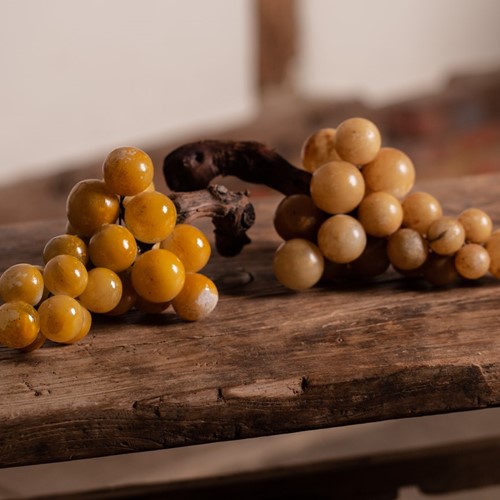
[{"left": 1, "top": 67, "right": 499, "bottom": 225}]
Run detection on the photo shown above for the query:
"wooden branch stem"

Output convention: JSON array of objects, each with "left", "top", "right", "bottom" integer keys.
[
  {"left": 163, "top": 140, "right": 311, "bottom": 195},
  {"left": 170, "top": 185, "right": 255, "bottom": 257}
]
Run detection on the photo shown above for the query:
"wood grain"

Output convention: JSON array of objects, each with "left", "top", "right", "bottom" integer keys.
[{"left": 2, "top": 173, "right": 500, "bottom": 468}]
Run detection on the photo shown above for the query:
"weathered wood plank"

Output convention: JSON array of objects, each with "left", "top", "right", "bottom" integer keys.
[{"left": 1, "top": 173, "right": 500, "bottom": 468}]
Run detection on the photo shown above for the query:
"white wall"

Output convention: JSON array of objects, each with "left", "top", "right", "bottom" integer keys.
[
  {"left": 0, "top": 0, "right": 256, "bottom": 185},
  {"left": 296, "top": 0, "right": 500, "bottom": 105}
]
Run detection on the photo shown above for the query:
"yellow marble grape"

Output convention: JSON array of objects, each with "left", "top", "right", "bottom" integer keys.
[
  {"left": 78, "top": 268, "right": 123, "bottom": 313},
  {"left": 43, "top": 254, "right": 88, "bottom": 298},
  {"left": 172, "top": 273, "right": 219, "bottom": 321},
  {"left": 335, "top": 117, "right": 381, "bottom": 165},
  {"left": 124, "top": 191, "right": 177, "bottom": 244},
  {"left": 131, "top": 249, "right": 185, "bottom": 303},
  {"left": 66, "top": 179, "right": 120, "bottom": 237},
  {"left": 160, "top": 224, "right": 211, "bottom": 273},
  {"left": 0, "top": 301, "right": 40, "bottom": 349},
  {"left": 317, "top": 215, "right": 367, "bottom": 264},
  {"left": 89, "top": 224, "right": 138, "bottom": 272},
  {"left": 103, "top": 146, "right": 154, "bottom": 196},
  {"left": 301, "top": 128, "right": 341, "bottom": 173},
  {"left": 0, "top": 263, "right": 44, "bottom": 306},
  {"left": 38, "top": 295, "right": 84, "bottom": 343},
  {"left": 273, "top": 239, "right": 324, "bottom": 290},
  {"left": 310, "top": 161, "right": 365, "bottom": 214}
]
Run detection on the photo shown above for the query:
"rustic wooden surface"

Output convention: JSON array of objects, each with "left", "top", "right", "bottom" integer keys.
[{"left": 2, "top": 172, "right": 500, "bottom": 469}]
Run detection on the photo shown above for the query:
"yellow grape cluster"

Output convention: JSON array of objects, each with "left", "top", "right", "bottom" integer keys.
[
  {"left": 0, "top": 147, "right": 218, "bottom": 352},
  {"left": 273, "top": 117, "right": 500, "bottom": 290}
]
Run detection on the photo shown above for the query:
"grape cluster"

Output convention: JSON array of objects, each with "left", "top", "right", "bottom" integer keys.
[
  {"left": 0, "top": 147, "right": 218, "bottom": 352},
  {"left": 273, "top": 117, "right": 500, "bottom": 290}
]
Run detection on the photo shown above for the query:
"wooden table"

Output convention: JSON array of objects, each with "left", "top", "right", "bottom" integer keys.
[{"left": 2, "top": 173, "right": 500, "bottom": 498}]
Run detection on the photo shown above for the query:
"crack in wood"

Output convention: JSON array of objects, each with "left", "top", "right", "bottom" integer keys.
[
  {"left": 23, "top": 381, "right": 51, "bottom": 397},
  {"left": 216, "top": 387, "right": 225, "bottom": 401}
]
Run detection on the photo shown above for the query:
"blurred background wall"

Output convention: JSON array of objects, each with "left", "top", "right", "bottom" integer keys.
[
  {"left": 0, "top": 0, "right": 256, "bottom": 185},
  {"left": 1, "top": 0, "right": 500, "bottom": 185},
  {"left": 296, "top": 0, "right": 500, "bottom": 104}
]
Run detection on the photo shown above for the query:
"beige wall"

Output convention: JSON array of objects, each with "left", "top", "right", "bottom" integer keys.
[
  {"left": 1, "top": 0, "right": 500, "bottom": 185},
  {"left": 296, "top": 0, "right": 500, "bottom": 104},
  {"left": 0, "top": 0, "right": 256, "bottom": 184}
]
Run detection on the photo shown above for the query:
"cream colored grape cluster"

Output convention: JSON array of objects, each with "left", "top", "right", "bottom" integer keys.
[
  {"left": 0, "top": 147, "right": 218, "bottom": 353},
  {"left": 273, "top": 117, "right": 500, "bottom": 290}
]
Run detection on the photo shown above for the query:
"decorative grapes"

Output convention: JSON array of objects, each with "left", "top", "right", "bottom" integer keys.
[
  {"left": 335, "top": 117, "right": 381, "bottom": 165},
  {"left": 301, "top": 128, "right": 341, "bottom": 173},
  {"left": 310, "top": 161, "right": 365, "bottom": 214},
  {"left": 66, "top": 179, "right": 120, "bottom": 237},
  {"left": 0, "top": 264, "right": 44, "bottom": 306},
  {"left": 266, "top": 116, "right": 499, "bottom": 291},
  {"left": 0, "top": 146, "right": 220, "bottom": 353},
  {"left": 158, "top": 118, "right": 498, "bottom": 295},
  {"left": 273, "top": 239, "right": 324, "bottom": 290},
  {"left": 88, "top": 224, "right": 138, "bottom": 272},
  {"left": 124, "top": 191, "right": 177, "bottom": 244},
  {"left": 102, "top": 146, "right": 154, "bottom": 196},
  {"left": 131, "top": 249, "right": 185, "bottom": 303},
  {"left": 3, "top": 117, "right": 500, "bottom": 354},
  {"left": 159, "top": 223, "right": 211, "bottom": 273},
  {"left": 172, "top": 273, "right": 219, "bottom": 321},
  {"left": 0, "top": 301, "right": 40, "bottom": 349}
]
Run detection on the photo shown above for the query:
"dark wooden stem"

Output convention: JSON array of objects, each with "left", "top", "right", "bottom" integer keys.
[
  {"left": 163, "top": 140, "right": 311, "bottom": 195},
  {"left": 170, "top": 185, "right": 255, "bottom": 257}
]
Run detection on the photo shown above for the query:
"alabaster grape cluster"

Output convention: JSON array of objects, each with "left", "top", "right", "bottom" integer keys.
[
  {"left": 0, "top": 147, "right": 218, "bottom": 352},
  {"left": 273, "top": 117, "right": 500, "bottom": 290}
]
